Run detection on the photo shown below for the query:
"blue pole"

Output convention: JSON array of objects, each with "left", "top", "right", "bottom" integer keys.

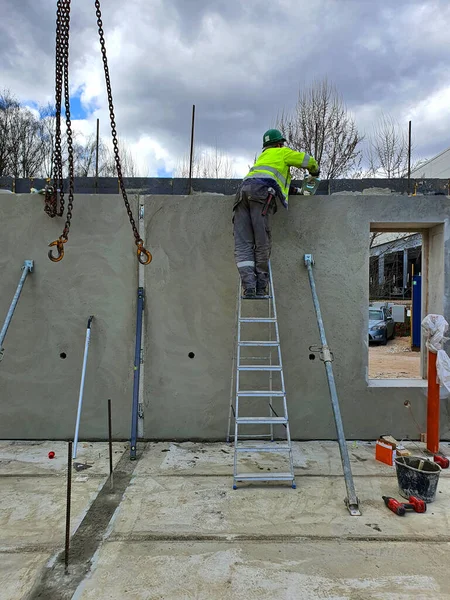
[{"left": 130, "top": 287, "right": 144, "bottom": 459}]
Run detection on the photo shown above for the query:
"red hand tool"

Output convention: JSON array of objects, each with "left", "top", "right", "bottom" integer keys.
[
  {"left": 382, "top": 495, "right": 426, "bottom": 516},
  {"left": 382, "top": 496, "right": 406, "bottom": 516},
  {"left": 404, "top": 495, "right": 427, "bottom": 513}
]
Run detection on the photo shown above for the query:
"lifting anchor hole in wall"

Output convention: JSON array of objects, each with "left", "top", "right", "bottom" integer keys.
[
  {"left": 309, "top": 354, "right": 316, "bottom": 361},
  {"left": 60, "top": 352, "right": 67, "bottom": 359},
  {"left": 188, "top": 352, "right": 195, "bottom": 359}
]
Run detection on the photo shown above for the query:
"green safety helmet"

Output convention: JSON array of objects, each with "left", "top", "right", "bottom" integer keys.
[{"left": 262, "top": 128, "right": 286, "bottom": 147}]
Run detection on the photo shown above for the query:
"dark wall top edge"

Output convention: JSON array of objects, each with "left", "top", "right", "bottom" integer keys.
[{"left": 1, "top": 176, "right": 449, "bottom": 196}]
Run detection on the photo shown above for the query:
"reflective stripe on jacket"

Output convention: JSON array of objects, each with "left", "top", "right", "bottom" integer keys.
[{"left": 243, "top": 147, "right": 318, "bottom": 208}]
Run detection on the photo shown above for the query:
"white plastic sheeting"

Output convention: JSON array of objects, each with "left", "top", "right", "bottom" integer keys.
[{"left": 422, "top": 314, "right": 450, "bottom": 393}]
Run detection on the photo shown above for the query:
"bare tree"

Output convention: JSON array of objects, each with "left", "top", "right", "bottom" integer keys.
[
  {"left": 102, "top": 139, "right": 138, "bottom": 177},
  {"left": 73, "top": 134, "right": 102, "bottom": 177},
  {"left": 71, "top": 135, "right": 138, "bottom": 177},
  {"left": 0, "top": 91, "right": 21, "bottom": 176},
  {"left": 366, "top": 115, "right": 409, "bottom": 178},
  {"left": 174, "top": 146, "right": 235, "bottom": 178},
  {"left": 0, "top": 90, "right": 141, "bottom": 179},
  {"left": 0, "top": 90, "right": 43, "bottom": 177},
  {"left": 277, "top": 79, "right": 363, "bottom": 179},
  {"left": 6, "top": 111, "right": 42, "bottom": 178}
]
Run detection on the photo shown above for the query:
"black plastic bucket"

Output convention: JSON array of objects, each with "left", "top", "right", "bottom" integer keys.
[{"left": 395, "top": 456, "right": 441, "bottom": 503}]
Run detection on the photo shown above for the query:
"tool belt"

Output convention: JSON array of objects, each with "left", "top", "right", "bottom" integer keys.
[{"left": 233, "top": 180, "right": 278, "bottom": 214}]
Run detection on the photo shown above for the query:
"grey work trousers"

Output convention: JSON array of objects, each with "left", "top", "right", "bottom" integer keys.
[{"left": 233, "top": 191, "right": 274, "bottom": 291}]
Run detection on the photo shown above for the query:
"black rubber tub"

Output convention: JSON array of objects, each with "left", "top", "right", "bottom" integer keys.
[{"left": 395, "top": 456, "right": 442, "bottom": 503}]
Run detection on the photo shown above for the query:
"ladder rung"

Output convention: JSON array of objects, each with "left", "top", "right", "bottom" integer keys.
[
  {"left": 236, "top": 417, "right": 287, "bottom": 425},
  {"left": 238, "top": 365, "right": 282, "bottom": 372},
  {"left": 236, "top": 445, "right": 290, "bottom": 452},
  {"left": 235, "top": 472, "right": 294, "bottom": 481},
  {"left": 229, "top": 434, "right": 273, "bottom": 439},
  {"left": 239, "top": 341, "right": 279, "bottom": 347},
  {"left": 237, "top": 391, "right": 284, "bottom": 397},
  {"left": 241, "top": 295, "right": 272, "bottom": 300},
  {"left": 240, "top": 318, "right": 276, "bottom": 323}
]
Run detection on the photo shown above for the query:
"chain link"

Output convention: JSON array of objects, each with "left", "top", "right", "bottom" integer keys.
[
  {"left": 45, "top": 0, "right": 64, "bottom": 218},
  {"left": 46, "top": 0, "right": 74, "bottom": 249},
  {"left": 60, "top": 0, "right": 74, "bottom": 241},
  {"left": 48, "top": 0, "right": 151, "bottom": 264},
  {"left": 95, "top": 0, "right": 152, "bottom": 264}
]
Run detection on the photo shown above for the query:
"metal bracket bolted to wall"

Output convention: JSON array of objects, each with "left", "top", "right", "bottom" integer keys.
[
  {"left": 0, "top": 260, "right": 34, "bottom": 362},
  {"left": 304, "top": 253, "right": 361, "bottom": 516},
  {"left": 309, "top": 344, "right": 334, "bottom": 363}
]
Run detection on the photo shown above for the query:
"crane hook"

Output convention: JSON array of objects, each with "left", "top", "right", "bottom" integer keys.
[
  {"left": 136, "top": 241, "right": 152, "bottom": 265},
  {"left": 48, "top": 237, "right": 66, "bottom": 262}
]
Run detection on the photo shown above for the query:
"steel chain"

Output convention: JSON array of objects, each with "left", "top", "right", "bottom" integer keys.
[
  {"left": 95, "top": 0, "right": 152, "bottom": 264},
  {"left": 60, "top": 0, "right": 74, "bottom": 241},
  {"left": 47, "top": 0, "right": 151, "bottom": 263},
  {"left": 55, "top": 0, "right": 65, "bottom": 217},
  {"left": 45, "top": 0, "right": 64, "bottom": 218},
  {"left": 47, "top": 0, "right": 75, "bottom": 261}
]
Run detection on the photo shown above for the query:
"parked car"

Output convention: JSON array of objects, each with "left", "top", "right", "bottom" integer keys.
[{"left": 369, "top": 307, "right": 395, "bottom": 345}]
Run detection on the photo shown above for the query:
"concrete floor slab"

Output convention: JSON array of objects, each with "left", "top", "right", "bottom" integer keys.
[
  {"left": 3, "top": 441, "right": 450, "bottom": 599},
  {"left": 110, "top": 474, "right": 450, "bottom": 541},
  {"left": 74, "top": 540, "right": 450, "bottom": 600},
  {"left": 0, "top": 476, "right": 103, "bottom": 550},
  {"left": 0, "top": 552, "right": 50, "bottom": 600},
  {"left": 0, "top": 441, "right": 127, "bottom": 476},
  {"left": 0, "top": 442, "right": 126, "bottom": 552},
  {"left": 136, "top": 440, "right": 450, "bottom": 478}
]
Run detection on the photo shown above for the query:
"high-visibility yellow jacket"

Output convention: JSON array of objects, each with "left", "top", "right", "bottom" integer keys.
[{"left": 243, "top": 147, "right": 319, "bottom": 207}]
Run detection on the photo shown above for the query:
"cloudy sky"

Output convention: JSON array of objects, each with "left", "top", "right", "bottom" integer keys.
[{"left": 1, "top": 0, "right": 450, "bottom": 176}]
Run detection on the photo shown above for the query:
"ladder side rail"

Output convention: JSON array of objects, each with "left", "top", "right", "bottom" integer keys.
[
  {"left": 227, "top": 281, "right": 240, "bottom": 442},
  {"left": 233, "top": 287, "right": 243, "bottom": 481},
  {"left": 268, "top": 267, "right": 274, "bottom": 440}
]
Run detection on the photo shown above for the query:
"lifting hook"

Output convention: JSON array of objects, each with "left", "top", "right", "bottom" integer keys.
[
  {"left": 48, "top": 237, "right": 66, "bottom": 262},
  {"left": 136, "top": 241, "right": 152, "bottom": 265}
]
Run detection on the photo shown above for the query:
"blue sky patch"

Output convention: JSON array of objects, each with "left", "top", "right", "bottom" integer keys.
[
  {"left": 66, "top": 92, "right": 88, "bottom": 120},
  {"left": 23, "top": 87, "right": 94, "bottom": 121},
  {"left": 157, "top": 165, "right": 173, "bottom": 178}
]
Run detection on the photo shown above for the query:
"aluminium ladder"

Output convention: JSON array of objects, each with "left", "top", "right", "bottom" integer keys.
[{"left": 227, "top": 262, "right": 296, "bottom": 489}]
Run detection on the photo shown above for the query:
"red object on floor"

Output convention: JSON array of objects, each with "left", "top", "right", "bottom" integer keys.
[
  {"left": 382, "top": 496, "right": 405, "bottom": 516},
  {"left": 434, "top": 454, "right": 449, "bottom": 469},
  {"left": 48, "top": 451, "right": 55, "bottom": 459},
  {"left": 405, "top": 495, "right": 427, "bottom": 513}
]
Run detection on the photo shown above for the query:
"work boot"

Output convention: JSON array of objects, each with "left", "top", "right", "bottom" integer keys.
[
  {"left": 256, "top": 286, "right": 269, "bottom": 297},
  {"left": 243, "top": 288, "right": 256, "bottom": 298}
]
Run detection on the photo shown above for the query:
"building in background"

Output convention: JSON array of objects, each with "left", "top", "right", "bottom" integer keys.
[
  {"left": 370, "top": 233, "right": 422, "bottom": 300},
  {"left": 411, "top": 147, "right": 450, "bottom": 179}
]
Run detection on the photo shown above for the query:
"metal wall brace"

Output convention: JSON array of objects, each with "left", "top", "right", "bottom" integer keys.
[
  {"left": 73, "top": 316, "right": 94, "bottom": 459},
  {"left": 130, "top": 286, "right": 144, "bottom": 460},
  {"left": 137, "top": 202, "right": 145, "bottom": 439},
  {"left": 0, "top": 260, "right": 34, "bottom": 362},
  {"left": 304, "top": 254, "right": 361, "bottom": 516}
]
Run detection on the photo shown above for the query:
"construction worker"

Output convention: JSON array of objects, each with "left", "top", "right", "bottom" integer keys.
[{"left": 233, "top": 129, "right": 320, "bottom": 297}]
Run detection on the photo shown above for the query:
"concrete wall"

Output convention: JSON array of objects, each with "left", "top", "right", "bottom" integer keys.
[
  {"left": 1, "top": 193, "right": 450, "bottom": 440},
  {"left": 0, "top": 194, "right": 137, "bottom": 440}
]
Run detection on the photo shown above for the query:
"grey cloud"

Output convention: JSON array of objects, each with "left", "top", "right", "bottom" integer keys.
[{"left": 1, "top": 0, "right": 450, "bottom": 166}]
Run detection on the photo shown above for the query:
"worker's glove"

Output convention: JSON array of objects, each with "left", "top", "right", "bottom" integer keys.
[
  {"left": 309, "top": 168, "right": 320, "bottom": 177},
  {"left": 293, "top": 187, "right": 302, "bottom": 195}
]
